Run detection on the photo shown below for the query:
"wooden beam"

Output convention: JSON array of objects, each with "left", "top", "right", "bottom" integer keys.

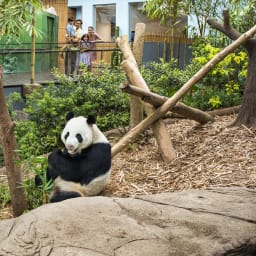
[{"left": 120, "top": 83, "right": 214, "bottom": 124}]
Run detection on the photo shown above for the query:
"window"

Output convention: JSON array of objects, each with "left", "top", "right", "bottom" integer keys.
[{"left": 95, "top": 5, "right": 116, "bottom": 42}]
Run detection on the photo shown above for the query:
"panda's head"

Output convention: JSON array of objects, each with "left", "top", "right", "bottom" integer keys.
[{"left": 61, "top": 112, "right": 96, "bottom": 155}]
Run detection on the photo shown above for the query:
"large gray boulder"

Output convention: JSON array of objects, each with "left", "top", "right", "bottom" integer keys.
[{"left": 0, "top": 187, "right": 255, "bottom": 256}]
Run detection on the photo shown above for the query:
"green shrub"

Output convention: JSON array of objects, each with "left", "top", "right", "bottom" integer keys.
[
  {"left": 11, "top": 67, "right": 129, "bottom": 159},
  {"left": 141, "top": 39, "right": 245, "bottom": 111},
  {"left": 0, "top": 184, "right": 10, "bottom": 208},
  {"left": 142, "top": 58, "right": 185, "bottom": 97},
  {"left": 20, "top": 156, "right": 53, "bottom": 209}
]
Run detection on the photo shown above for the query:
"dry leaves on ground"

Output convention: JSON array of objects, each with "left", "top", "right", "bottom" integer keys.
[{"left": 107, "top": 114, "right": 256, "bottom": 196}]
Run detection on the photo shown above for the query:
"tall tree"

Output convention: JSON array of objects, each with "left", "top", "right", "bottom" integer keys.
[
  {"left": 0, "top": 0, "right": 43, "bottom": 216},
  {"left": 143, "top": 0, "right": 229, "bottom": 36},
  {"left": 208, "top": 9, "right": 256, "bottom": 126},
  {"left": 0, "top": 69, "right": 27, "bottom": 217}
]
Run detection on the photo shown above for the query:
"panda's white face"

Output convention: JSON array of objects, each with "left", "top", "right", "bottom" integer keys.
[{"left": 61, "top": 116, "right": 93, "bottom": 155}]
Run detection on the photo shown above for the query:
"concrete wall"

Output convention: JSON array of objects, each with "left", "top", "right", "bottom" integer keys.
[{"left": 68, "top": 0, "right": 144, "bottom": 39}]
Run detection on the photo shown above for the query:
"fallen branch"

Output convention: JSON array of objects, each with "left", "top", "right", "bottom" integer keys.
[
  {"left": 120, "top": 83, "right": 214, "bottom": 124},
  {"left": 207, "top": 105, "right": 240, "bottom": 117}
]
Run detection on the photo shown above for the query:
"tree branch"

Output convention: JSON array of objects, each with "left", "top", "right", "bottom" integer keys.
[
  {"left": 207, "top": 10, "right": 241, "bottom": 40},
  {"left": 120, "top": 83, "right": 214, "bottom": 124}
]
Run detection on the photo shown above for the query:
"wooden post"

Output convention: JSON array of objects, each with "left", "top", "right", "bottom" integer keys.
[
  {"left": 117, "top": 34, "right": 176, "bottom": 161},
  {"left": 129, "top": 23, "right": 145, "bottom": 128}
]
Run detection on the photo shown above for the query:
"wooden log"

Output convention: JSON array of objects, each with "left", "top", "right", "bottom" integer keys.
[
  {"left": 129, "top": 23, "right": 145, "bottom": 128},
  {"left": 117, "top": 35, "right": 176, "bottom": 161},
  {"left": 120, "top": 83, "right": 214, "bottom": 124},
  {"left": 208, "top": 105, "right": 240, "bottom": 117},
  {"left": 132, "top": 23, "right": 145, "bottom": 67},
  {"left": 112, "top": 24, "right": 256, "bottom": 157}
]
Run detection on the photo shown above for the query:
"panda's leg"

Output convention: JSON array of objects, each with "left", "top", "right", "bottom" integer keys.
[{"left": 49, "top": 187, "right": 82, "bottom": 203}]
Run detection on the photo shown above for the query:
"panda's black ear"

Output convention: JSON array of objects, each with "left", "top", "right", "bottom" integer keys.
[
  {"left": 87, "top": 115, "right": 96, "bottom": 125},
  {"left": 66, "top": 112, "right": 75, "bottom": 121}
]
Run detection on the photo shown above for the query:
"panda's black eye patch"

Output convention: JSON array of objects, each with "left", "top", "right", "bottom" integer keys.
[
  {"left": 76, "top": 133, "right": 83, "bottom": 143},
  {"left": 64, "top": 132, "right": 69, "bottom": 140}
]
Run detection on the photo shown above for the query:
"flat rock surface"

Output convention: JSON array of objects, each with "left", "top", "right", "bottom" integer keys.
[{"left": 0, "top": 187, "right": 255, "bottom": 256}]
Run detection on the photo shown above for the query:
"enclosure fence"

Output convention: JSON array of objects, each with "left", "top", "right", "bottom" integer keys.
[{"left": 1, "top": 34, "right": 193, "bottom": 84}]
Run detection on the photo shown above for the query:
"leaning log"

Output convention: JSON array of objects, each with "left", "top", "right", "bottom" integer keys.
[
  {"left": 117, "top": 34, "right": 176, "bottom": 161},
  {"left": 112, "top": 24, "right": 256, "bottom": 157},
  {"left": 120, "top": 83, "right": 214, "bottom": 124}
]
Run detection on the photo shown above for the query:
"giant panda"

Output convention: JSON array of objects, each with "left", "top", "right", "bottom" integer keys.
[{"left": 43, "top": 112, "right": 111, "bottom": 203}]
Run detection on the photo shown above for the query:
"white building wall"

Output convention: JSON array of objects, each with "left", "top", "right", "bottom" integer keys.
[{"left": 68, "top": 0, "right": 145, "bottom": 39}]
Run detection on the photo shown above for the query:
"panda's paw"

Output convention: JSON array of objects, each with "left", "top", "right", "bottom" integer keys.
[
  {"left": 50, "top": 189, "right": 82, "bottom": 203},
  {"left": 35, "top": 175, "right": 43, "bottom": 187}
]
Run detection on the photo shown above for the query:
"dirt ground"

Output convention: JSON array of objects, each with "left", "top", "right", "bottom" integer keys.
[{"left": 1, "top": 114, "right": 256, "bottom": 219}]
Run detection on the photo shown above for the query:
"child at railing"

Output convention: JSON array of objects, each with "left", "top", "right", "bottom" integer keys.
[{"left": 79, "top": 34, "right": 91, "bottom": 72}]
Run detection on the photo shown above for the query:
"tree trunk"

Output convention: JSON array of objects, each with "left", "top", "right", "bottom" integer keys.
[
  {"left": 207, "top": 10, "right": 256, "bottom": 127},
  {"left": 0, "top": 67, "right": 28, "bottom": 216},
  {"left": 232, "top": 40, "right": 256, "bottom": 126}
]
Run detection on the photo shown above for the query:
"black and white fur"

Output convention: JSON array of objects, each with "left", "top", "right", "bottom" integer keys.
[{"left": 45, "top": 113, "right": 111, "bottom": 203}]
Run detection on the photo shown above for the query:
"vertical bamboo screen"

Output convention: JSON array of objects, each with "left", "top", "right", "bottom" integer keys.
[
  {"left": 94, "top": 33, "right": 192, "bottom": 68},
  {"left": 144, "top": 32, "right": 193, "bottom": 68}
]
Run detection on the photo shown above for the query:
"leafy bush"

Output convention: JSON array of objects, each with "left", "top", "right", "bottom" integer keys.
[
  {"left": 142, "top": 58, "right": 186, "bottom": 97},
  {"left": 20, "top": 156, "right": 53, "bottom": 209},
  {"left": 0, "top": 184, "right": 10, "bottom": 208},
  {"left": 141, "top": 40, "right": 245, "bottom": 110},
  {"left": 12, "top": 67, "right": 129, "bottom": 159}
]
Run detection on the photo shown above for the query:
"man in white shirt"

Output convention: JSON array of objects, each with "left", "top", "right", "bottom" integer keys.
[{"left": 73, "top": 19, "right": 84, "bottom": 75}]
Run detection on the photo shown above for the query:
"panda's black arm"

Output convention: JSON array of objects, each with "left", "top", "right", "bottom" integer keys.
[
  {"left": 46, "top": 164, "right": 58, "bottom": 181},
  {"left": 46, "top": 151, "right": 61, "bottom": 181}
]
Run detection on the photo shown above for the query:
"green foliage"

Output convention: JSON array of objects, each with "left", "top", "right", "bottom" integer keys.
[
  {"left": 229, "top": 0, "right": 256, "bottom": 33},
  {"left": 182, "top": 85, "right": 241, "bottom": 110},
  {"left": 141, "top": 39, "right": 245, "bottom": 111},
  {"left": 20, "top": 156, "right": 53, "bottom": 209},
  {"left": 0, "top": 184, "right": 10, "bottom": 208},
  {"left": 11, "top": 67, "right": 129, "bottom": 159},
  {"left": 0, "top": 35, "right": 20, "bottom": 73},
  {"left": 111, "top": 49, "right": 123, "bottom": 68},
  {"left": 208, "top": 96, "right": 221, "bottom": 109},
  {"left": 142, "top": 58, "right": 187, "bottom": 96},
  {"left": 143, "top": 0, "right": 187, "bottom": 26},
  {"left": 191, "top": 41, "right": 247, "bottom": 98},
  {"left": 0, "top": 0, "right": 42, "bottom": 38}
]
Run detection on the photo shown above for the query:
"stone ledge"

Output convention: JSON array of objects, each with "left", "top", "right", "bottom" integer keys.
[{"left": 0, "top": 186, "right": 255, "bottom": 255}]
